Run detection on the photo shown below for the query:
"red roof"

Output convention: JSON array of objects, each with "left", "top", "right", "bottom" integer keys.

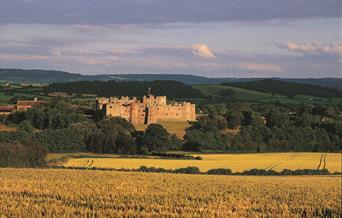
[
  {"left": 17, "top": 100, "right": 46, "bottom": 107},
  {"left": 0, "top": 106, "right": 16, "bottom": 112}
]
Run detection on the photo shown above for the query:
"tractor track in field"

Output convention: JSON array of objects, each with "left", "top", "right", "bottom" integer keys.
[
  {"left": 265, "top": 152, "right": 298, "bottom": 171},
  {"left": 83, "top": 159, "right": 94, "bottom": 168},
  {"left": 317, "top": 152, "right": 327, "bottom": 170},
  {"left": 322, "top": 153, "right": 327, "bottom": 170}
]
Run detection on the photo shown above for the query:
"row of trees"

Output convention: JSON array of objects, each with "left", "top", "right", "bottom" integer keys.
[
  {"left": 1, "top": 100, "right": 182, "bottom": 167},
  {"left": 1, "top": 99, "right": 341, "bottom": 167},
  {"left": 86, "top": 118, "right": 180, "bottom": 154},
  {"left": 45, "top": 80, "right": 205, "bottom": 99},
  {"left": 184, "top": 103, "right": 342, "bottom": 152}
]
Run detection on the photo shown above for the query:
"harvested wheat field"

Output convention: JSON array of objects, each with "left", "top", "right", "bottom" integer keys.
[
  {"left": 0, "top": 168, "right": 341, "bottom": 217},
  {"left": 64, "top": 152, "right": 342, "bottom": 173}
]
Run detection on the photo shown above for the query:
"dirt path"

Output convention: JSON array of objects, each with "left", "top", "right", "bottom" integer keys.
[
  {"left": 317, "top": 152, "right": 327, "bottom": 170},
  {"left": 83, "top": 159, "right": 94, "bottom": 167},
  {"left": 265, "top": 153, "right": 298, "bottom": 170},
  {"left": 322, "top": 153, "right": 327, "bottom": 170}
]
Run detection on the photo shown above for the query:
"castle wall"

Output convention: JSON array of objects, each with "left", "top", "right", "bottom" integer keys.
[{"left": 96, "top": 95, "right": 195, "bottom": 125}]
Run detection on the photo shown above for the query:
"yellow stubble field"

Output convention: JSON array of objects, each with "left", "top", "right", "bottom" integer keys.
[
  {"left": 63, "top": 152, "right": 342, "bottom": 173},
  {"left": 0, "top": 168, "right": 340, "bottom": 217}
]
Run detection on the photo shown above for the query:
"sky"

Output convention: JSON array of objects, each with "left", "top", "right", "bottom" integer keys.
[{"left": 0, "top": 0, "right": 341, "bottom": 78}]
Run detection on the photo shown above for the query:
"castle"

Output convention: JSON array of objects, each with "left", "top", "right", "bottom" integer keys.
[{"left": 96, "top": 93, "right": 196, "bottom": 125}]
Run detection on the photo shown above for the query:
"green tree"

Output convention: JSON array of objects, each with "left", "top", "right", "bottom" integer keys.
[
  {"left": 314, "top": 128, "right": 331, "bottom": 151},
  {"left": 86, "top": 117, "right": 136, "bottom": 154},
  {"left": 141, "top": 124, "right": 170, "bottom": 152},
  {"left": 225, "top": 110, "right": 243, "bottom": 128}
]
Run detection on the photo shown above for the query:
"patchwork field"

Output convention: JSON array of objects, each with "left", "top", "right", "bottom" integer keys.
[
  {"left": 62, "top": 152, "right": 342, "bottom": 173},
  {"left": 193, "top": 84, "right": 341, "bottom": 105},
  {"left": 0, "top": 168, "right": 340, "bottom": 217}
]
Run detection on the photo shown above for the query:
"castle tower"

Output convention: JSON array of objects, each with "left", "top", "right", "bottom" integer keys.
[{"left": 156, "top": 96, "right": 166, "bottom": 106}]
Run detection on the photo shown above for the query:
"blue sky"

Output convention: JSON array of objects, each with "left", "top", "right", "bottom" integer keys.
[{"left": 0, "top": 0, "right": 341, "bottom": 77}]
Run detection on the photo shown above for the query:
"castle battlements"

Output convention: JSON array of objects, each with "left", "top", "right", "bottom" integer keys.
[{"left": 96, "top": 95, "right": 196, "bottom": 125}]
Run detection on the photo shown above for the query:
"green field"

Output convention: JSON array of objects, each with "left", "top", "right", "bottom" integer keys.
[
  {"left": 56, "top": 152, "right": 342, "bottom": 173},
  {"left": 135, "top": 121, "right": 191, "bottom": 139},
  {"left": 193, "top": 84, "right": 342, "bottom": 104}
]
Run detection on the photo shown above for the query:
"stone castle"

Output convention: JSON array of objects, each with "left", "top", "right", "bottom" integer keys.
[{"left": 96, "top": 93, "right": 196, "bottom": 125}]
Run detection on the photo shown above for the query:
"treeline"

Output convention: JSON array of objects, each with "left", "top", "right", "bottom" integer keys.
[
  {"left": 0, "top": 123, "right": 47, "bottom": 167},
  {"left": 53, "top": 165, "right": 335, "bottom": 176},
  {"left": 184, "top": 103, "right": 342, "bottom": 152},
  {"left": 138, "top": 166, "right": 334, "bottom": 175},
  {"left": 0, "top": 101, "right": 182, "bottom": 166},
  {"left": 1, "top": 99, "right": 341, "bottom": 167},
  {"left": 45, "top": 80, "right": 205, "bottom": 99},
  {"left": 222, "top": 79, "right": 342, "bottom": 98}
]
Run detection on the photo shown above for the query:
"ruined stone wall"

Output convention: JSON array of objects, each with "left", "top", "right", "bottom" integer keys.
[
  {"left": 153, "top": 103, "right": 196, "bottom": 122},
  {"left": 130, "top": 103, "right": 147, "bottom": 124},
  {"left": 96, "top": 95, "right": 195, "bottom": 125}
]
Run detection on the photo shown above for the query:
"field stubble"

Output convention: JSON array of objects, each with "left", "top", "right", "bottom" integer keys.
[
  {"left": 0, "top": 168, "right": 341, "bottom": 217},
  {"left": 63, "top": 152, "right": 342, "bottom": 173}
]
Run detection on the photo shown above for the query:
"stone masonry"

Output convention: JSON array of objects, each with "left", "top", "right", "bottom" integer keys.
[{"left": 96, "top": 95, "right": 196, "bottom": 125}]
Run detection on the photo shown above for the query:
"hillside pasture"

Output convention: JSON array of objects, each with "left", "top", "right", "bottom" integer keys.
[
  {"left": 193, "top": 84, "right": 342, "bottom": 105},
  {"left": 193, "top": 84, "right": 279, "bottom": 101},
  {"left": 134, "top": 121, "right": 191, "bottom": 139}
]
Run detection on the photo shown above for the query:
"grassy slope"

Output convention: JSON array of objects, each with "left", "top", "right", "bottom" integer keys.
[
  {"left": 193, "top": 84, "right": 341, "bottom": 104},
  {"left": 224, "top": 79, "right": 342, "bottom": 98},
  {"left": 194, "top": 84, "right": 282, "bottom": 101},
  {"left": 135, "top": 121, "right": 191, "bottom": 139}
]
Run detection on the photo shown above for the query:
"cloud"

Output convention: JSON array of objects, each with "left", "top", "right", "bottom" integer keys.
[
  {"left": 281, "top": 42, "right": 342, "bottom": 55},
  {"left": 49, "top": 47, "right": 62, "bottom": 56},
  {"left": 1, "top": 0, "right": 340, "bottom": 24},
  {"left": 0, "top": 53, "right": 49, "bottom": 61},
  {"left": 192, "top": 44, "right": 215, "bottom": 59},
  {"left": 239, "top": 63, "right": 283, "bottom": 73}
]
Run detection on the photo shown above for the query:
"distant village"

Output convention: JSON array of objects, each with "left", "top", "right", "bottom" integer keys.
[{"left": 0, "top": 98, "right": 45, "bottom": 115}]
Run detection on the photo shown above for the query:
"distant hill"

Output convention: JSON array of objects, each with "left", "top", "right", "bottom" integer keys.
[
  {"left": 0, "top": 69, "right": 88, "bottom": 83},
  {"left": 222, "top": 79, "right": 342, "bottom": 99},
  {"left": 45, "top": 80, "right": 205, "bottom": 99},
  {"left": 1, "top": 68, "right": 341, "bottom": 90}
]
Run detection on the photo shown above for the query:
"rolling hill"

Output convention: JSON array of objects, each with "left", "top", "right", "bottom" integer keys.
[
  {"left": 45, "top": 80, "right": 205, "bottom": 99},
  {"left": 1, "top": 68, "right": 341, "bottom": 90},
  {"left": 222, "top": 79, "right": 342, "bottom": 99}
]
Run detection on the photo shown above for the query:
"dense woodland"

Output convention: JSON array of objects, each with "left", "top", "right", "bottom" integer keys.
[
  {"left": 1, "top": 98, "right": 341, "bottom": 167},
  {"left": 184, "top": 103, "right": 341, "bottom": 152},
  {"left": 45, "top": 80, "right": 205, "bottom": 99}
]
